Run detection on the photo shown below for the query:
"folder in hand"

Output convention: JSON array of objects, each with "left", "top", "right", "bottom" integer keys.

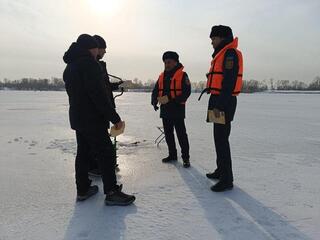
[
  {"left": 207, "top": 110, "right": 225, "bottom": 124},
  {"left": 110, "top": 122, "right": 125, "bottom": 137},
  {"left": 157, "top": 95, "right": 169, "bottom": 105}
]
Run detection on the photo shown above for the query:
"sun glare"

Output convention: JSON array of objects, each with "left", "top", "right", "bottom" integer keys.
[{"left": 87, "top": 0, "right": 122, "bottom": 14}]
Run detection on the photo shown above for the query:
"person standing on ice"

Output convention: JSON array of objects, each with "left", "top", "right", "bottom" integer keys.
[
  {"left": 151, "top": 51, "right": 191, "bottom": 168},
  {"left": 63, "top": 34, "right": 135, "bottom": 205},
  {"left": 201, "top": 25, "right": 243, "bottom": 192},
  {"left": 86, "top": 35, "right": 124, "bottom": 177}
]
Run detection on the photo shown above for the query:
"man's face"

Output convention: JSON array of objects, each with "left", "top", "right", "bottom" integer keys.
[
  {"left": 98, "top": 48, "right": 106, "bottom": 59},
  {"left": 89, "top": 48, "right": 99, "bottom": 59},
  {"left": 211, "top": 36, "right": 223, "bottom": 49},
  {"left": 164, "top": 59, "right": 178, "bottom": 71}
]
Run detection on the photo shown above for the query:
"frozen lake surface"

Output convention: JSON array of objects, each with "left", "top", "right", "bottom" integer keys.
[{"left": 0, "top": 90, "right": 319, "bottom": 240}]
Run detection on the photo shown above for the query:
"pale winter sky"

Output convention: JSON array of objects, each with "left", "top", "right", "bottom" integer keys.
[{"left": 0, "top": 0, "right": 319, "bottom": 83}]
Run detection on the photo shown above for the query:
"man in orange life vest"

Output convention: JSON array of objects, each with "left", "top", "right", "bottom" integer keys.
[
  {"left": 151, "top": 51, "right": 191, "bottom": 168},
  {"left": 204, "top": 25, "right": 243, "bottom": 192}
]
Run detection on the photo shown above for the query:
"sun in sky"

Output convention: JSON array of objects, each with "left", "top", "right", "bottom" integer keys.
[{"left": 87, "top": 0, "right": 123, "bottom": 15}]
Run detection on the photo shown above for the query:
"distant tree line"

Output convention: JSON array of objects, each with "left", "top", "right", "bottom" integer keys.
[
  {"left": 1, "top": 76, "right": 320, "bottom": 92},
  {"left": 0, "top": 78, "right": 65, "bottom": 91},
  {"left": 190, "top": 79, "right": 269, "bottom": 93},
  {"left": 121, "top": 78, "right": 155, "bottom": 90},
  {"left": 270, "top": 77, "right": 320, "bottom": 91},
  {"left": 190, "top": 76, "right": 320, "bottom": 93}
]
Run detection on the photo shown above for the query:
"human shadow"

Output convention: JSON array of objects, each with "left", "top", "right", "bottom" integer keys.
[
  {"left": 64, "top": 193, "right": 137, "bottom": 240},
  {"left": 174, "top": 163, "right": 311, "bottom": 240}
]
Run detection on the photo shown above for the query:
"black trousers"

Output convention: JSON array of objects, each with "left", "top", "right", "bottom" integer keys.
[
  {"left": 75, "top": 129, "right": 117, "bottom": 195},
  {"left": 88, "top": 155, "right": 99, "bottom": 171},
  {"left": 213, "top": 122, "right": 233, "bottom": 183},
  {"left": 88, "top": 130, "right": 116, "bottom": 171},
  {"left": 162, "top": 118, "right": 190, "bottom": 160}
]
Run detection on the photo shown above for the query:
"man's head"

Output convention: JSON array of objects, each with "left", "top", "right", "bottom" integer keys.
[
  {"left": 76, "top": 34, "right": 99, "bottom": 58},
  {"left": 209, "top": 25, "right": 233, "bottom": 49},
  {"left": 162, "top": 51, "right": 179, "bottom": 71},
  {"left": 93, "top": 35, "right": 107, "bottom": 59}
]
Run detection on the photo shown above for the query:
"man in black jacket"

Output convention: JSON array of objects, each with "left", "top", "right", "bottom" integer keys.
[
  {"left": 63, "top": 34, "right": 135, "bottom": 205},
  {"left": 93, "top": 35, "right": 123, "bottom": 111},
  {"left": 87, "top": 35, "right": 124, "bottom": 176},
  {"left": 151, "top": 51, "right": 191, "bottom": 168}
]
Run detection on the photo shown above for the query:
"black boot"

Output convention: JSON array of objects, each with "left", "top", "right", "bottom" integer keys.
[
  {"left": 77, "top": 185, "right": 99, "bottom": 201},
  {"left": 210, "top": 181, "right": 233, "bottom": 192},
  {"left": 183, "top": 158, "right": 190, "bottom": 168},
  {"left": 105, "top": 185, "right": 136, "bottom": 206},
  {"left": 162, "top": 155, "right": 177, "bottom": 163},
  {"left": 206, "top": 171, "right": 220, "bottom": 180}
]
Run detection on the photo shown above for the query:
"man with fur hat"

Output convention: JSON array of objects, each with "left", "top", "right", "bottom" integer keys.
[
  {"left": 63, "top": 34, "right": 135, "bottom": 205},
  {"left": 151, "top": 51, "right": 191, "bottom": 168},
  {"left": 203, "top": 25, "right": 243, "bottom": 192}
]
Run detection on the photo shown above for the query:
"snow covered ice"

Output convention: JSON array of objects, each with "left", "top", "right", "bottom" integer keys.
[{"left": 0, "top": 91, "right": 319, "bottom": 240}]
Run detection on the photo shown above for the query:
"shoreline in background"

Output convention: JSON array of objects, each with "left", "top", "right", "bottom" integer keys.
[
  {"left": 1, "top": 89, "right": 320, "bottom": 94},
  {"left": 1, "top": 77, "right": 320, "bottom": 93}
]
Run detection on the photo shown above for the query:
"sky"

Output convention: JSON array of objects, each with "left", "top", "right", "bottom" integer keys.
[{"left": 0, "top": 0, "right": 319, "bottom": 83}]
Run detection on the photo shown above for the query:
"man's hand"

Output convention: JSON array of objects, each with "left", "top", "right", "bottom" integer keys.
[
  {"left": 151, "top": 99, "right": 159, "bottom": 111},
  {"left": 153, "top": 104, "right": 159, "bottom": 111},
  {"left": 213, "top": 108, "right": 222, "bottom": 118},
  {"left": 114, "top": 121, "right": 125, "bottom": 130}
]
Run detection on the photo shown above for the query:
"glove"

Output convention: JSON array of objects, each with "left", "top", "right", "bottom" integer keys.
[{"left": 153, "top": 104, "right": 159, "bottom": 111}]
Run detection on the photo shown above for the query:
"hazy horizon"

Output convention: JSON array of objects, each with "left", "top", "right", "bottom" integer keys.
[{"left": 0, "top": 0, "right": 320, "bottom": 83}]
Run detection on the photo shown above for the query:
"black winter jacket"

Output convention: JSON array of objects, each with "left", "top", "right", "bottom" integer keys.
[{"left": 63, "top": 43, "right": 120, "bottom": 131}]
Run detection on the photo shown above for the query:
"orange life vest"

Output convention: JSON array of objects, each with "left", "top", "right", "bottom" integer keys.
[
  {"left": 158, "top": 67, "right": 186, "bottom": 105},
  {"left": 206, "top": 37, "right": 243, "bottom": 96}
]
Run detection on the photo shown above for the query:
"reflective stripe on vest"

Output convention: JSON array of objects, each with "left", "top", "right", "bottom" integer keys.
[
  {"left": 158, "top": 67, "right": 186, "bottom": 105},
  {"left": 206, "top": 37, "right": 243, "bottom": 96}
]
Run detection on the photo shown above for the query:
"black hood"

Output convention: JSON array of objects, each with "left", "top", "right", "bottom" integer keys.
[{"left": 63, "top": 42, "right": 92, "bottom": 64}]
